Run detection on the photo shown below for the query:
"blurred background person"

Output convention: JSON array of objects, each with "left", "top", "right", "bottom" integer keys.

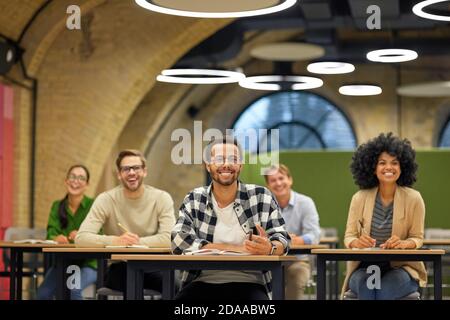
[
  {"left": 265, "top": 164, "right": 320, "bottom": 300},
  {"left": 37, "top": 164, "right": 97, "bottom": 300}
]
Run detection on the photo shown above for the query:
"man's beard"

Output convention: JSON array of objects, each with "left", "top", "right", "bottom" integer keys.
[
  {"left": 123, "top": 176, "right": 143, "bottom": 191},
  {"left": 211, "top": 170, "right": 240, "bottom": 186}
]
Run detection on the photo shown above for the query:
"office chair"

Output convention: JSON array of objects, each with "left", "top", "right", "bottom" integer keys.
[
  {"left": 96, "top": 287, "right": 162, "bottom": 300},
  {"left": 1, "top": 227, "right": 46, "bottom": 299},
  {"left": 343, "top": 289, "right": 421, "bottom": 300}
]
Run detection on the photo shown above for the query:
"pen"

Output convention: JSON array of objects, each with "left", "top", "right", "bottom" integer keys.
[
  {"left": 359, "top": 219, "right": 376, "bottom": 247},
  {"left": 117, "top": 222, "right": 129, "bottom": 233},
  {"left": 358, "top": 219, "right": 367, "bottom": 235}
]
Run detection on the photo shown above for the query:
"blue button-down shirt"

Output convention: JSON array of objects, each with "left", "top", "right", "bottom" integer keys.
[{"left": 280, "top": 191, "right": 321, "bottom": 245}]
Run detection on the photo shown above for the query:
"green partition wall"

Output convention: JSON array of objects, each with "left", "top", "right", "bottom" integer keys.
[{"left": 241, "top": 150, "right": 450, "bottom": 244}]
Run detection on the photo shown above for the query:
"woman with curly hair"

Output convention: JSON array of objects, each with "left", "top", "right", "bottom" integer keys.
[{"left": 342, "top": 132, "right": 426, "bottom": 300}]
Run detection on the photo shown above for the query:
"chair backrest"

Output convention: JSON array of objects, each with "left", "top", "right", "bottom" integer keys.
[
  {"left": 4, "top": 227, "right": 37, "bottom": 241},
  {"left": 3, "top": 227, "right": 47, "bottom": 270},
  {"left": 424, "top": 228, "right": 450, "bottom": 265},
  {"left": 425, "top": 228, "right": 450, "bottom": 239},
  {"left": 320, "top": 227, "right": 338, "bottom": 237}
]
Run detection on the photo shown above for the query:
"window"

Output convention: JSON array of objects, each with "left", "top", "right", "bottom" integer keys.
[
  {"left": 233, "top": 91, "right": 356, "bottom": 152},
  {"left": 439, "top": 118, "right": 450, "bottom": 148}
]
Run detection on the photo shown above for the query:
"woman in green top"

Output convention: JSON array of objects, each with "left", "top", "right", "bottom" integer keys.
[{"left": 37, "top": 164, "right": 97, "bottom": 300}]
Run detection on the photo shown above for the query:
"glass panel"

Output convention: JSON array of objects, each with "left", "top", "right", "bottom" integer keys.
[
  {"left": 233, "top": 91, "right": 356, "bottom": 152},
  {"left": 439, "top": 121, "right": 450, "bottom": 148}
]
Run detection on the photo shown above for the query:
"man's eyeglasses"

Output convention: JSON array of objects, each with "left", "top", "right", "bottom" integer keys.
[
  {"left": 67, "top": 174, "right": 87, "bottom": 182},
  {"left": 120, "top": 165, "right": 144, "bottom": 174},
  {"left": 211, "top": 155, "right": 241, "bottom": 165}
]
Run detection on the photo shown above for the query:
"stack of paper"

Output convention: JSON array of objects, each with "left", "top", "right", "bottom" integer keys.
[
  {"left": 105, "top": 244, "right": 149, "bottom": 249},
  {"left": 184, "top": 249, "right": 250, "bottom": 255},
  {"left": 13, "top": 239, "right": 58, "bottom": 244}
]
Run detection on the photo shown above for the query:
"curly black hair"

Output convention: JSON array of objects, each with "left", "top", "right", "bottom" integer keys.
[{"left": 350, "top": 132, "right": 418, "bottom": 189}]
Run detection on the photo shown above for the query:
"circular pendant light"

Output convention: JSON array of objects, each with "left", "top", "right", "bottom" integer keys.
[
  {"left": 239, "top": 75, "right": 323, "bottom": 91},
  {"left": 413, "top": 0, "right": 450, "bottom": 21},
  {"left": 307, "top": 62, "right": 355, "bottom": 74},
  {"left": 250, "top": 42, "right": 325, "bottom": 61},
  {"left": 397, "top": 81, "right": 450, "bottom": 97},
  {"left": 366, "top": 49, "right": 418, "bottom": 63},
  {"left": 339, "top": 85, "right": 382, "bottom": 96},
  {"left": 135, "top": 0, "right": 298, "bottom": 18},
  {"left": 156, "top": 69, "right": 245, "bottom": 84}
]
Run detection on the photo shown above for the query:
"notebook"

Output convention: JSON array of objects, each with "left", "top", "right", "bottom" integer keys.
[
  {"left": 184, "top": 249, "right": 250, "bottom": 256},
  {"left": 13, "top": 239, "right": 58, "bottom": 244},
  {"left": 105, "top": 245, "right": 149, "bottom": 249}
]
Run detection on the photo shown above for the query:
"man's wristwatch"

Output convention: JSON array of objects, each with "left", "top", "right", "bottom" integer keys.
[{"left": 269, "top": 242, "right": 276, "bottom": 255}]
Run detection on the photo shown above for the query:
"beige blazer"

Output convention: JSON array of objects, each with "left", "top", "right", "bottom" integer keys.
[{"left": 341, "top": 186, "right": 426, "bottom": 298}]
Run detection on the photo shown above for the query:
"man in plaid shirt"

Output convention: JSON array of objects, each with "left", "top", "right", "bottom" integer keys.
[{"left": 172, "top": 136, "right": 290, "bottom": 300}]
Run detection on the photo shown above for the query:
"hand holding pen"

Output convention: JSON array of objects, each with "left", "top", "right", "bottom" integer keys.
[
  {"left": 113, "top": 222, "right": 140, "bottom": 246},
  {"left": 350, "top": 219, "right": 376, "bottom": 248}
]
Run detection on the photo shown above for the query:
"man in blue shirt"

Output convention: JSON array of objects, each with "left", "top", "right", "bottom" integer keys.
[{"left": 265, "top": 164, "right": 321, "bottom": 299}]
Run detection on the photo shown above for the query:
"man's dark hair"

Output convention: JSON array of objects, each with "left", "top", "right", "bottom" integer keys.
[
  {"left": 203, "top": 135, "right": 243, "bottom": 164},
  {"left": 115, "top": 149, "right": 146, "bottom": 171}
]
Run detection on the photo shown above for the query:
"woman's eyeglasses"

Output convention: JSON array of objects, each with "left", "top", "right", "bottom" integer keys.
[{"left": 67, "top": 174, "right": 87, "bottom": 182}]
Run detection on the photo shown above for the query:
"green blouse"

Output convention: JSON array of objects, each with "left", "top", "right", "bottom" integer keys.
[{"left": 46, "top": 195, "right": 96, "bottom": 269}]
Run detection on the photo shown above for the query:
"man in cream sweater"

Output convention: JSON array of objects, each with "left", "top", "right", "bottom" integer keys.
[{"left": 76, "top": 149, "right": 175, "bottom": 292}]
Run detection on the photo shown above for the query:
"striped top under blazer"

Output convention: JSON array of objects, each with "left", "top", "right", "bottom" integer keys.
[{"left": 342, "top": 186, "right": 426, "bottom": 298}]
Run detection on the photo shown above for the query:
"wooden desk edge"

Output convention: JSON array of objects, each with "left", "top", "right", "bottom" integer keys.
[
  {"left": 290, "top": 244, "right": 328, "bottom": 249},
  {"left": 423, "top": 239, "right": 450, "bottom": 245},
  {"left": 43, "top": 247, "right": 171, "bottom": 253},
  {"left": 111, "top": 254, "right": 298, "bottom": 261},
  {"left": 0, "top": 242, "right": 76, "bottom": 248},
  {"left": 311, "top": 249, "right": 446, "bottom": 255}
]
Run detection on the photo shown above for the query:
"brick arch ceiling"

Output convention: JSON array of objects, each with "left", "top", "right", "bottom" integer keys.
[
  {"left": 0, "top": 0, "right": 47, "bottom": 41},
  {"left": 9, "top": 0, "right": 231, "bottom": 225}
]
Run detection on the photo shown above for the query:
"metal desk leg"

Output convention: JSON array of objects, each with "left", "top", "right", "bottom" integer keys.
[
  {"left": 136, "top": 269, "right": 144, "bottom": 300},
  {"left": 55, "top": 255, "right": 64, "bottom": 300},
  {"left": 316, "top": 255, "right": 326, "bottom": 300},
  {"left": 126, "top": 263, "right": 143, "bottom": 300},
  {"left": 97, "top": 258, "right": 108, "bottom": 300},
  {"left": 55, "top": 256, "right": 70, "bottom": 300},
  {"left": 334, "top": 260, "right": 339, "bottom": 300},
  {"left": 434, "top": 256, "right": 442, "bottom": 300},
  {"left": 43, "top": 252, "right": 52, "bottom": 275},
  {"left": 96, "top": 258, "right": 107, "bottom": 288},
  {"left": 9, "top": 249, "right": 17, "bottom": 300},
  {"left": 162, "top": 269, "right": 174, "bottom": 300},
  {"left": 16, "top": 250, "right": 23, "bottom": 300},
  {"left": 271, "top": 265, "right": 284, "bottom": 300},
  {"left": 327, "top": 261, "right": 332, "bottom": 300},
  {"left": 332, "top": 243, "right": 339, "bottom": 300}
]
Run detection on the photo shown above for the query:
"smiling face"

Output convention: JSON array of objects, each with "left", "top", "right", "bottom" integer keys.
[
  {"left": 206, "top": 143, "right": 242, "bottom": 187},
  {"left": 117, "top": 155, "right": 147, "bottom": 192},
  {"left": 266, "top": 169, "right": 293, "bottom": 200},
  {"left": 65, "top": 166, "right": 89, "bottom": 196},
  {"left": 375, "top": 152, "right": 401, "bottom": 185}
]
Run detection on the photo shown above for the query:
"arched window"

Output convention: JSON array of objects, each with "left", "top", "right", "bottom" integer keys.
[
  {"left": 438, "top": 117, "right": 450, "bottom": 148},
  {"left": 233, "top": 91, "right": 356, "bottom": 152}
]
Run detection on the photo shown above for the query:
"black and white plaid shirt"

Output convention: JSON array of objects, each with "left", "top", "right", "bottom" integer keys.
[{"left": 171, "top": 181, "right": 290, "bottom": 299}]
